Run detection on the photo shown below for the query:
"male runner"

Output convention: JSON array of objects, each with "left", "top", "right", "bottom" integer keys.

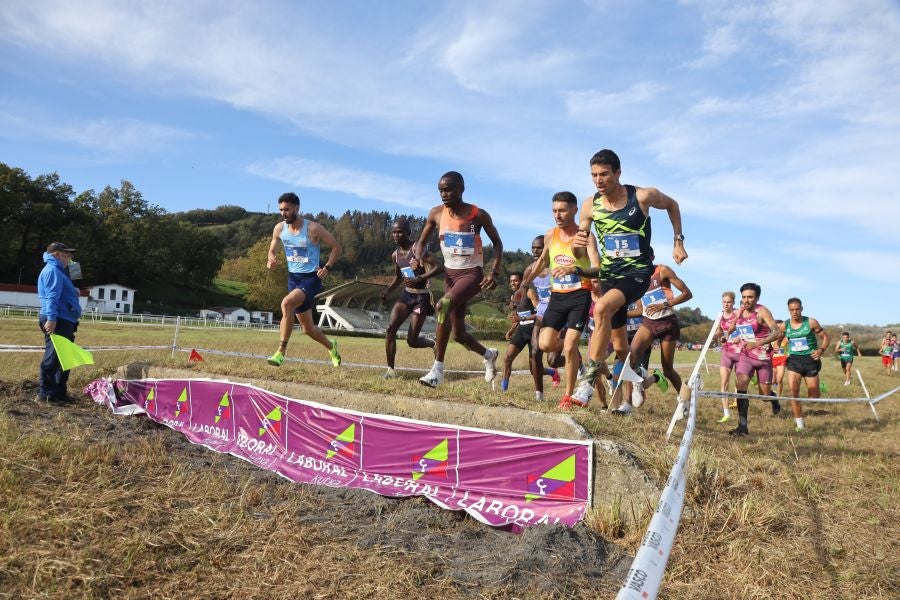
[
  {"left": 611, "top": 254, "right": 692, "bottom": 414},
  {"left": 501, "top": 271, "right": 538, "bottom": 392},
  {"left": 771, "top": 323, "right": 788, "bottom": 397},
  {"left": 266, "top": 192, "right": 342, "bottom": 368},
  {"left": 527, "top": 235, "right": 563, "bottom": 396},
  {"left": 781, "top": 298, "right": 829, "bottom": 432},
  {"left": 716, "top": 291, "right": 740, "bottom": 423},
  {"left": 414, "top": 171, "right": 503, "bottom": 388},
  {"left": 516, "top": 191, "right": 601, "bottom": 410},
  {"left": 893, "top": 334, "right": 899, "bottom": 372},
  {"left": 572, "top": 149, "right": 688, "bottom": 397},
  {"left": 833, "top": 332, "right": 860, "bottom": 386},
  {"left": 723, "top": 283, "right": 782, "bottom": 437},
  {"left": 379, "top": 218, "right": 442, "bottom": 379},
  {"left": 879, "top": 331, "right": 894, "bottom": 374}
]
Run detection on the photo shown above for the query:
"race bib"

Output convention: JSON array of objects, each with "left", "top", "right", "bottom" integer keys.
[
  {"left": 536, "top": 286, "right": 551, "bottom": 301},
  {"left": 626, "top": 316, "right": 642, "bottom": 332},
  {"left": 641, "top": 287, "right": 667, "bottom": 307},
  {"left": 443, "top": 232, "right": 475, "bottom": 256},
  {"left": 790, "top": 338, "right": 810, "bottom": 352},
  {"left": 400, "top": 266, "right": 416, "bottom": 279},
  {"left": 604, "top": 233, "right": 640, "bottom": 258},
  {"left": 517, "top": 310, "right": 535, "bottom": 324},
  {"left": 736, "top": 324, "right": 755, "bottom": 341},
  {"left": 285, "top": 244, "right": 309, "bottom": 263},
  {"left": 552, "top": 273, "right": 581, "bottom": 291}
]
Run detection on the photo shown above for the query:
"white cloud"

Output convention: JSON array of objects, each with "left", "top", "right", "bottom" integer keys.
[
  {"left": 0, "top": 108, "right": 195, "bottom": 155},
  {"left": 246, "top": 157, "right": 434, "bottom": 211}
]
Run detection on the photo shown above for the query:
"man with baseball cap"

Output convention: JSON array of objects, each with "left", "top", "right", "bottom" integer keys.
[{"left": 37, "top": 242, "right": 82, "bottom": 403}]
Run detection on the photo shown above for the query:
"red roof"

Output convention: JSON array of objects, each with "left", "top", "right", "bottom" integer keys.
[{"left": 0, "top": 283, "right": 89, "bottom": 297}]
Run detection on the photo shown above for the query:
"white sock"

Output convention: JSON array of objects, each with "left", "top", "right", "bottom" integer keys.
[
  {"left": 535, "top": 391, "right": 544, "bottom": 402},
  {"left": 723, "top": 409, "right": 731, "bottom": 417},
  {"left": 433, "top": 361, "right": 444, "bottom": 372},
  {"left": 795, "top": 417, "right": 804, "bottom": 428}
]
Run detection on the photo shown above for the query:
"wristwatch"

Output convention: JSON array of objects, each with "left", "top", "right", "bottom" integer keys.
[{"left": 674, "top": 234, "right": 685, "bottom": 242}]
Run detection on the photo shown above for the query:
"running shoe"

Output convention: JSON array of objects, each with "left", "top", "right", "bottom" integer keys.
[
  {"left": 436, "top": 297, "right": 451, "bottom": 325},
  {"left": 717, "top": 414, "right": 731, "bottom": 424},
  {"left": 728, "top": 425, "right": 749, "bottom": 437},
  {"left": 632, "top": 381, "right": 646, "bottom": 408},
  {"left": 267, "top": 351, "right": 285, "bottom": 367},
  {"left": 612, "top": 403, "right": 633, "bottom": 416},
  {"left": 381, "top": 368, "right": 397, "bottom": 379},
  {"left": 483, "top": 348, "right": 499, "bottom": 382},
  {"left": 653, "top": 368, "right": 668, "bottom": 393},
  {"left": 419, "top": 367, "right": 443, "bottom": 388},
  {"left": 572, "top": 381, "right": 594, "bottom": 406},
  {"left": 770, "top": 398, "right": 782, "bottom": 416},
  {"left": 751, "top": 374, "right": 758, "bottom": 385},
  {"left": 549, "top": 368, "right": 561, "bottom": 387},
  {"left": 328, "top": 339, "right": 341, "bottom": 367},
  {"left": 557, "top": 395, "right": 573, "bottom": 411},
  {"left": 794, "top": 426, "right": 806, "bottom": 433}
]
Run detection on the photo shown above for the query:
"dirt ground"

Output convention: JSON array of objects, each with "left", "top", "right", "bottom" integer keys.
[{"left": 1, "top": 379, "right": 633, "bottom": 598}]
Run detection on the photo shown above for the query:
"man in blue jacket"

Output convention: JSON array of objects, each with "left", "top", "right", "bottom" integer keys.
[{"left": 37, "top": 242, "right": 83, "bottom": 402}]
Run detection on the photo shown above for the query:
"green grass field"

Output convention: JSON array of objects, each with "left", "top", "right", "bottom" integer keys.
[{"left": 1, "top": 315, "right": 898, "bottom": 598}]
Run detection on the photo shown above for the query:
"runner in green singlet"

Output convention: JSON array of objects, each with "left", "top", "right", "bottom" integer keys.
[
  {"left": 571, "top": 149, "right": 688, "bottom": 401},
  {"left": 780, "top": 298, "right": 829, "bottom": 432},
  {"left": 833, "top": 332, "right": 860, "bottom": 386}
]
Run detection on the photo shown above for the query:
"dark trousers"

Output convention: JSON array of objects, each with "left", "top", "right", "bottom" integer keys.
[{"left": 38, "top": 317, "right": 77, "bottom": 400}]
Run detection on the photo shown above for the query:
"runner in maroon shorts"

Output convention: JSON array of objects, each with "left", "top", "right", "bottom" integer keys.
[
  {"left": 723, "top": 283, "right": 783, "bottom": 436},
  {"left": 615, "top": 253, "right": 692, "bottom": 414},
  {"left": 413, "top": 171, "right": 504, "bottom": 388},
  {"left": 716, "top": 291, "right": 740, "bottom": 423}
]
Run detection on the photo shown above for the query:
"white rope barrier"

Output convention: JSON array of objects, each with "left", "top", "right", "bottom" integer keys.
[{"left": 697, "top": 388, "right": 900, "bottom": 405}]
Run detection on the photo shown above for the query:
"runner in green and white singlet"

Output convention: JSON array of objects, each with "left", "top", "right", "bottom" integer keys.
[
  {"left": 833, "top": 332, "right": 860, "bottom": 386},
  {"left": 571, "top": 149, "right": 688, "bottom": 399},
  {"left": 781, "top": 298, "right": 829, "bottom": 432}
]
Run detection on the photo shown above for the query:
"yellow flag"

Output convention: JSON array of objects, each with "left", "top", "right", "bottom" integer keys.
[{"left": 49, "top": 334, "right": 94, "bottom": 371}]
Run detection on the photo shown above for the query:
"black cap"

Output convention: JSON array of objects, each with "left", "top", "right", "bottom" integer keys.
[{"left": 47, "top": 242, "right": 76, "bottom": 253}]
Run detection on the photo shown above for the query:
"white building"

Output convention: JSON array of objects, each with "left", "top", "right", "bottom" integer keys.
[
  {"left": 250, "top": 310, "right": 273, "bottom": 324},
  {"left": 206, "top": 306, "right": 251, "bottom": 323},
  {"left": 85, "top": 283, "right": 137, "bottom": 314},
  {"left": 0, "top": 284, "right": 89, "bottom": 310}
]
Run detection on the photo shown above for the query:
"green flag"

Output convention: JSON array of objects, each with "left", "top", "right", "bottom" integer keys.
[{"left": 49, "top": 334, "right": 94, "bottom": 371}]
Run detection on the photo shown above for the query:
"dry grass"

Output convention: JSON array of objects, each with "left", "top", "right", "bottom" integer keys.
[{"left": 1, "top": 316, "right": 898, "bottom": 599}]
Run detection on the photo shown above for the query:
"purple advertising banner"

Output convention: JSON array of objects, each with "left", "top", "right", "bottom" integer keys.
[{"left": 90, "top": 378, "right": 593, "bottom": 529}]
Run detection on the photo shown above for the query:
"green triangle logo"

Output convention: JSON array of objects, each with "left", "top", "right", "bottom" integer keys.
[
  {"left": 326, "top": 423, "right": 355, "bottom": 459},
  {"left": 174, "top": 387, "right": 188, "bottom": 418}
]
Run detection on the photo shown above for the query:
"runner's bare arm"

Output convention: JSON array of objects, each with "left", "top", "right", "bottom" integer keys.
[
  {"left": 527, "top": 288, "right": 539, "bottom": 309},
  {"left": 412, "top": 207, "right": 440, "bottom": 269},
  {"left": 638, "top": 186, "right": 687, "bottom": 265},
  {"left": 810, "top": 318, "right": 828, "bottom": 360},
  {"left": 418, "top": 252, "right": 443, "bottom": 282},
  {"left": 478, "top": 209, "right": 504, "bottom": 290},
  {"left": 573, "top": 197, "right": 593, "bottom": 248},
  {"left": 267, "top": 222, "right": 284, "bottom": 269},
  {"left": 310, "top": 222, "right": 342, "bottom": 278}
]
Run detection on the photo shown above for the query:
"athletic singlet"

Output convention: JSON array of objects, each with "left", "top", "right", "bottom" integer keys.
[
  {"left": 721, "top": 311, "right": 741, "bottom": 353},
  {"left": 513, "top": 290, "right": 536, "bottom": 326},
  {"left": 439, "top": 204, "right": 483, "bottom": 270},
  {"left": 626, "top": 302, "right": 642, "bottom": 333},
  {"left": 640, "top": 264, "right": 675, "bottom": 320},
  {"left": 591, "top": 184, "right": 652, "bottom": 280},
  {"left": 533, "top": 271, "right": 551, "bottom": 317},
  {"left": 785, "top": 317, "right": 817, "bottom": 356},
  {"left": 548, "top": 227, "right": 592, "bottom": 293},
  {"left": 280, "top": 219, "right": 319, "bottom": 274},
  {"left": 880, "top": 340, "right": 894, "bottom": 356},
  {"left": 838, "top": 341, "right": 854, "bottom": 360},
  {"left": 393, "top": 246, "right": 430, "bottom": 294},
  {"left": 735, "top": 303, "right": 772, "bottom": 361}
]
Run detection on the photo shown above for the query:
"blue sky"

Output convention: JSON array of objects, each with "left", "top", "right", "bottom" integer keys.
[{"left": 2, "top": 0, "right": 899, "bottom": 325}]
